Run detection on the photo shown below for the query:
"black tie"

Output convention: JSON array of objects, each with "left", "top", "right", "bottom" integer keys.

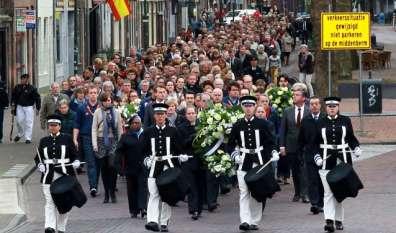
[{"left": 296, "top": 108, "right": 301, "bottom": 127}]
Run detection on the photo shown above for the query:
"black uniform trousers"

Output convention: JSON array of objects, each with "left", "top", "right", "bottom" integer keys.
[
  {"left": 305, "top": 158, "right": 324, "bottom": 208},
  {"left": 288, "top": 152, "right": 307, "bottom": 197},
  {"left": 126, "top": 169, "right": 148, "bottom": 215}
]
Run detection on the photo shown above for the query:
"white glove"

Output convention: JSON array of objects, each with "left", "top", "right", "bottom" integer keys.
[
  {"left": 314, "top": 154, "right": 323, "bottom": 167},
  {"left": 179, "top": 154, "right": 189, "bottom": 163},
  {"left": 144, "top": 157, "right": 152, "bottom": 168},
  {"left": 231, "top": 150, "right": 243, "bottom": 165},
  {"left": 271, "top": 150, "right": 280, "bottom": 162},
  {"left": 37, "top": 163, "right": 45, "bottom": 173},
  {"left": 72, "top": 160, "right": 81, "bottom": 169},
  {"left": 234, "top": 155, "right": 243, "bottom": 165},
  {"left": 353, "top": 147, "right": 362, "bottom": 157}
]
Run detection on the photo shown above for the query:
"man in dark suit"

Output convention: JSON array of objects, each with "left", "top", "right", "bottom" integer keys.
[
  {"left": 143, "top": 86, "right": 168, "bottom": 129},
  {"left": 230, "top": 53, "right": 243, "bottom": 79},
  {"left": 235, "top": 45, "right": 252, "bottom": 70},
  {"left": 298, "top": 96, "right": 325, "bottom": 214},
  {"left": 279, "top": 83, "right": 310, "bottom": 203},
  {"left": 242, "top": 55, "right": 267, "bottom": 84}
]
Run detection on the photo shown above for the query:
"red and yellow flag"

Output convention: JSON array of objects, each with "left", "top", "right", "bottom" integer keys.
[{"left": 107, "top": 0, "right": 131, "bottom": 21}]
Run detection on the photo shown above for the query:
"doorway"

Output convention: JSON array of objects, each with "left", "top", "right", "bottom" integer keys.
[{"left": 0, "top": 29, "right": 6, "bottom": 83}]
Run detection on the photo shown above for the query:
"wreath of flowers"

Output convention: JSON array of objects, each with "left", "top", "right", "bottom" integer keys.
[
  {"left": 266, "top": 86, "right": 293, "bottom": 117},
  {"left": 193, "top": 104, "right": 244, "bottom": 176}
]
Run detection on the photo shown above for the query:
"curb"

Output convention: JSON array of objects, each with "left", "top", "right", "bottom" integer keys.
[
  {"left": 0, "top": 214, "right": 27, "bottom": 233},
  {"left": 0, "top": 163, "right": 35, "bottom": 232}
]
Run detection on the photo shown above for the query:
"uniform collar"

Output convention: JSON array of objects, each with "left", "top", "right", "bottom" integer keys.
[
  {"left": 156, "top": 124, "right": 166, "bottom": 130},
  {"left": 327, "top": 114, "right": 338, "bottom": 120},
  {"left": 245, "top": 116, "right": 255, "bottom": 122},
  {"left": 50, "top": 132, "right": 61, "bottom": 137}
]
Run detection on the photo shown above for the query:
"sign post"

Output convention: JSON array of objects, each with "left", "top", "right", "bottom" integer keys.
[{"left": 321, "top": 12, "right": 371, "bottom": 133}]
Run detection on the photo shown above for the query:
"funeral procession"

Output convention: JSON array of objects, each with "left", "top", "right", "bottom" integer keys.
[{"left": 1, "top": 0, "right": 396, "bottom": 233}]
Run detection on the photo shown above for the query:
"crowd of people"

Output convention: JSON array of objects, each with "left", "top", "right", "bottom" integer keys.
[{"left": 7, "top": 4, "right": 362, "bottom": 233}]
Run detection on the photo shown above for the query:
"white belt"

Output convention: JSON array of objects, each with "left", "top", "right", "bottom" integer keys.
[
  {"left": 43, "top": 158, "right": 70, "bottom": 164},
  {"left": 320, "top": 144, "right": 349, "bottom": 150},
  {"left": 239, "top": 146, "right": 264, "bottom": 154}
]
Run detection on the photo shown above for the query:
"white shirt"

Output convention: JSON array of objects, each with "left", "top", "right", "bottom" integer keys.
[{"left": 312, "top": 113, "right": 320, "bottom": 120}]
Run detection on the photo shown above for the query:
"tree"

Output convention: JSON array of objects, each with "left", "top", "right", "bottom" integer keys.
[{"left": 311, "top": 0, "right": 353, "bottom": 98}]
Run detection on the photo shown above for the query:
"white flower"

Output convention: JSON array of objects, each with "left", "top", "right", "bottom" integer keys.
[
  {"left": 214, "top": 113, "right": 222, "bottom": 121},
  {"left": 207, "top": 117, "right": 213, "bottom": 124},
  {"left": 269, "top": 95, "right": 273, "bottom": 100},
  {"left": 201, "top": 141, "right": 206, "bottom": 147},
  {"left": 230, "top": 116, "right": 237, "bottom": 123},
  {"left": 272, "top": 104, "right": 278, "bottom": 108},
  {"left": 274, "top": 98, "right": 281, "bottom": 104},
  {"left": 289, "top": 99, "right": 293, "bottom": 105},
  {"left": 214, "top": 165, "right": 222, "bottom": 172},
  {"left": 277, "top": 90, "right": 284, "bottom": 95}
]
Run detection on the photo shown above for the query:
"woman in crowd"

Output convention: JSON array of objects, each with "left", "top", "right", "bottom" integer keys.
[
  {"left": 115, "top": 115, "right": 147, "bottom": 218},
  {"left": 69, "top": 87, "right": 86, "bottom": 113},
  {"left": 166, "top": 98, "right": 186, "bottom": 127},
  {"left": 92, "top": 93, "right": 123, "bottom": 203},
  {"left": 56, "top": 99, "right": 76, "bottom": 137}
]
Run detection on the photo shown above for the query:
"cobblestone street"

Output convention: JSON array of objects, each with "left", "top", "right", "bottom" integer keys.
[{"left": 5, "top": 149, "right": 396, "bottom": 233}]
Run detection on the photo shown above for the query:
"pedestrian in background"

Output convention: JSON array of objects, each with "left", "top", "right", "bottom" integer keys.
[
  {"left": 11, "top": 73, "right": 41, "bottom": 144},
  {"left": 55, "top": 99, "right": 76, "bottom": 137},
  {"left": 115, "top": 115, "right": 147, "bottom": 218},
  {"left": 73, "top": 85, "right": 100, "bottom": 197},
  {"left": 40, "top": 82, "right": 69, "bottom": 131},
  {"left": 298, "top": 44, "right": 315, "bottom": 97},
  {"left": 92, "top": 93, "right": 123, "bottom": 203}
]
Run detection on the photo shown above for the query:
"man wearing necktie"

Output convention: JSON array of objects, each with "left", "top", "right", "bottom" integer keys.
[
  {"left": 279, "top": 83, "right": 310, "bottom": 203},
  {"left": 298, "top": 96, "right": 325, "bottom": 214}
]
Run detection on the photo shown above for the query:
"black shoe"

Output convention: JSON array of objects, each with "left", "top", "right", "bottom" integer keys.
[
  {"left": 292, "top": 195, "right": 300, "bottom": 202},
  {"left": 249, "top": 224, "right": 259, "bottom": 230},
  {"left": 310, "top": 206, "right": 320, "bottom": 215},
  {"left": 110, "top": 192, "right": 117, "bottom": 203},
  {"left": 44, "top": 228, "right": 55, "bottom": 233},
  {"left": 277, "top": 179, "right": 283, "bottom": 183},
  {"left": 335, "top": 221, "right": 344, "bottom": 230},
  {"left": 160, "top": 225, "right": 169, "bottom": 232},
  {"left": 141, "top": 209, "right": 147, "bottom": 219},
  {"left": 318, "top": 207, "right": 324, "bottom": 212},
  {"left": 324, "top": 219, "right": 335, "bottom": 233},
  {"left": 191, "top": 211, "right": 199, "bottom": 220},
  {"left": 208, "top": 204, "right": 217, "bottom": 212},
  {"left": 90, "top": 188, "right": 97, "bottom": 197},
  {"left": 14, "top": 136, "right": 21, "bottom": 142},
  {"left": 103, "top": 192, "right": 109, "bottom": 203},
  {"left": 25, "top": 140, "right": 31, "bottom": 144},
  {"left": 58, "top": 231, "right": 64, "bottom": 233},
  {"left": 301, "top": 196, "right": 310, "bottom": 203},
  {"left": 239, "top": 222, "right": 250, "bottom": 231},
  {"left": 130, "top": 213, "right": 138, "bottom": 218},
  {"left": 145, "top": 222, "right": 159, "bottom": 232}
]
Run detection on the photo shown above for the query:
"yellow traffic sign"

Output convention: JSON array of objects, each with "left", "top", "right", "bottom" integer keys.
[{"left": 321, "top": 12, "right": 371, "bottom": 50}]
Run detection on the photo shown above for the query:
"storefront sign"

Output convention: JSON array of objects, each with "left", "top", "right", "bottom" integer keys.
[
  {"left": 16, "top": 16, "right": 26, "bottom": 32},
  {"left": 321, "top": 12, "right": 371, "bottom": 50},
  {"left": 24, "top": 10, "right": 36, "bottom": 29}
]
